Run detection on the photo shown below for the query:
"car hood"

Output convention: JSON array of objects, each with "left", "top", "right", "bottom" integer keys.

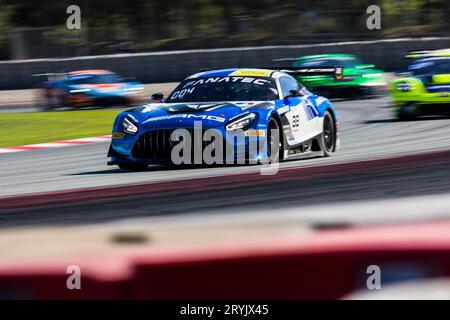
[{"left": 127, "top": 101, "right": 271, "bottom": 130}]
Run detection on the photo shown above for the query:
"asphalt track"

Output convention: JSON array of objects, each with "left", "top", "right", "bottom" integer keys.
[{"left": 1, "top": 96, "right": 450, "bottom": 227}]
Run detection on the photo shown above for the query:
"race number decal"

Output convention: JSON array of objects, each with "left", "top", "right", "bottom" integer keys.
[
  {"left": 171, "top": 87, "right": 195, "bottom": 99},
  {"left": 292, "top": 114, "right": 300, "bottom": 128}
]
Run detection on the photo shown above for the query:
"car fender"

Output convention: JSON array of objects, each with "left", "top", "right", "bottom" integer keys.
[{"left": 390, "top": 77, "right": 425, "bottom": 101}]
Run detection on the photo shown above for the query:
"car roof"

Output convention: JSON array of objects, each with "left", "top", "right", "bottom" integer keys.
[{"left": 188, "top": 68, "right": 279, "bottom": 79}]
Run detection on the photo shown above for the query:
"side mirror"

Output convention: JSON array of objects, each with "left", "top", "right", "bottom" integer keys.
[
  {"left": 283, "top": 89, "right": 301, "bottom": 100},
  {"left": 151, "top": 93, "right": 164, "bottom": 102}
]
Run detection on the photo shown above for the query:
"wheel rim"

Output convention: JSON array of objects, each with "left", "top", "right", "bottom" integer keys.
[{"left": 323, "top": 114, "right": 335, "bottom": 152}]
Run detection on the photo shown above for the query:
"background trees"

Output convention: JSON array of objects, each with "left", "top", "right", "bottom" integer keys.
[{"left": 0, "top": 0, "right": 449, "bottom": 59}]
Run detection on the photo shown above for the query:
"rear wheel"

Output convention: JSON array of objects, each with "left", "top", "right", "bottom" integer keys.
[
  {"left": 118, "top": 164, "right": 148, "bottom": 171},
  {"left": 321, "top": 111, "right": 336, "bottom": 157}
]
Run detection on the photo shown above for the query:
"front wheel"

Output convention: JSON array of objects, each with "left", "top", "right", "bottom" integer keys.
[
  {"left": 267, "top": 117, "right": 282, "bottom": 163},
  {"left": 321, "top": 111, "right": 337, "bottom": 157},
  {"left": 118, "top": 164, "right": 148, "bottom": 171},
  {"left": 397, "top": 103, "right": 418, "bottom": 121}
]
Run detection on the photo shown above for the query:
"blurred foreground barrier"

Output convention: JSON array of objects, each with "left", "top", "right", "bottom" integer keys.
[
  {"left": 1, "top": 37, "right": 450, "bottom": 90},
  {"left": 1, "top": 221, "right": 450, "bottom": 299}
]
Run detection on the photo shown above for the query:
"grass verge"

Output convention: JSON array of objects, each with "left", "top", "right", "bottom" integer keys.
[{"left": 0, "top": 109, "right": 124, "bottom": 148}]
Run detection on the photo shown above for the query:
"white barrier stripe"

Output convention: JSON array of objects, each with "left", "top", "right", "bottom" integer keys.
[{"left": 26, "top": 143, "right": 75, "bottom": 148}]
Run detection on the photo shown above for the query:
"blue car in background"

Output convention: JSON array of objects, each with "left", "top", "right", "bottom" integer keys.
[{"left": 35, "top": 69, "right": 147, "bottom": 110}]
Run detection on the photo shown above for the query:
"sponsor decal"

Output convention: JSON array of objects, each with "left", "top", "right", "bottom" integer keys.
[
  {"left": 144, "top": 114, "right": 226, "bottom": 123},
  {"left": 181, "top": 76, "right": 271, "bottom": 89},
  {"left": 231, "top": 69, "right": 272, "bottom": 77},
  {"left": 244, "top": 130, "right": 266, "bottom": 137}
]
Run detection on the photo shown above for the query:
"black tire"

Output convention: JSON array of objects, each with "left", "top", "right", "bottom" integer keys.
[
  {"left": 267, "top": 117, "right": 282, "bottom": 163},
  {"left": 360, "top": 86, "right": 375, "bottom": 99},
  {"left": 397, "top": 103, "right": 418, "bottom": 121},
  {"left": 321, "top": 110, "right": 336, "bottom": 157},
  {"left": 34, "top": 87, "right": 53, "bottom": 111},
  {"left": 118, "top": 164, "right": 148, "bottom": 171}
]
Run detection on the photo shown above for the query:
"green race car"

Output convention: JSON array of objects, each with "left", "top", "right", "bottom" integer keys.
[
  {"left": 390, "top": 50, "right": 450, "bottom": 120},
  {"left": 291, "top": 54, "right": 386, "bottom": 98}
]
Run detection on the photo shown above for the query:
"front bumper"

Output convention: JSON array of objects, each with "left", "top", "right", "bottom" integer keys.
[{"left": 108, "top": 128, "right": 270, "bottom": 166}]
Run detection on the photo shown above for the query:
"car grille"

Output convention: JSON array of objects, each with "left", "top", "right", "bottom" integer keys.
[{"left": 132, "top": 129, "right": 233, "bottom": 163}]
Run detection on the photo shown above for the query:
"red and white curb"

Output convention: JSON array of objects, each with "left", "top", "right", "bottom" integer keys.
[{"left": 0, "top": 135, "right": 112, "bottom": 154}]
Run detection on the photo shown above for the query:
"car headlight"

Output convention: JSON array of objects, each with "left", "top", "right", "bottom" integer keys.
[
  {"left": 396, "top": 82, "right": 411, "bottom": 92},
  {"left": 123, "top": 117, "right": 138, "bottom": 135},
  {"left": 226, "top": 113, "right": 256, "bottom": 132}
]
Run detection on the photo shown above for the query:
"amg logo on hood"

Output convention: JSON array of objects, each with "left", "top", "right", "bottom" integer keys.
[
  {"left": 142, "top": 103, "right": 230, "bottom": 114},
  {"left": 144, "top": 114, "right": 226, "bottom": 123}
]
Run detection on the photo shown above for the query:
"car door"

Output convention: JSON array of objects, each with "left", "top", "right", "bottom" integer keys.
[{"left": 279, "top": 75, "right": 320, "bottom": 143}]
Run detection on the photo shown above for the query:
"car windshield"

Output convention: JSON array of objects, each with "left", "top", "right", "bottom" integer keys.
[
  {"left": 408, "top": 58, "right": 450, "bottom": 76},
  {"left": 166, "top": 76, "right": 278, "bottom": 102},
  {"left": 68, "top": 73, "right": 122, "bottom": 84},
  {"left": 296, "top": 58, "right": 358, "bottom": 68}
]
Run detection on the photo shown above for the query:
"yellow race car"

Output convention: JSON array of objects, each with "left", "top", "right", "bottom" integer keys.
[{"left": 390, "top": 49, "right": 450, "bottom": 120}]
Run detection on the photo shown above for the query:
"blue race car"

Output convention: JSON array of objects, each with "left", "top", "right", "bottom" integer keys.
[
  {"left": 34, "top": 69, "right": 146, "bottom": 110},
  {"left": 108, "top": 68, "right": 340, "bottom": 171}
]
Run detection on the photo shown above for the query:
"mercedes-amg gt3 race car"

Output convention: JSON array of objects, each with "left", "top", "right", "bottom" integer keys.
[
  {"left": 390, "top": 50, "right": 450, "bottom": 120},
  {"left": 34, "top": 69, "right": 146, "bottom": 110},
  {"left": 277, "top": 54, "right": 386, "bottom": 98},
  {"left": 108, "top": 68, "right": 340, "bottom": 171}
]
